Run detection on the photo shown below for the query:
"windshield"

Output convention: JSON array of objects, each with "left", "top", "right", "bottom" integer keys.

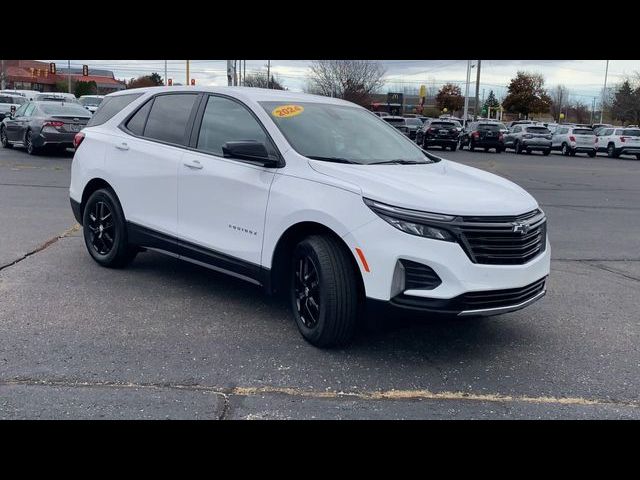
[
  {"left": 80, "top": 97, "right": 103, "bottom": 107},
  {"left": 260, "top": 101, "right": 431, "bottom": 164},
  {"left": 39, "top": 103, "right": 92, "bottom": 117}
]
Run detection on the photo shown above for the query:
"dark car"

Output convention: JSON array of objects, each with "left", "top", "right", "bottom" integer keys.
[
  {"left": 0, "top": 101, "right": 91, "bottom": 154},
  {"left": 459, "top": 121, "right": 505, "bottom": 152},
  {"left": 403, "top": 117, "right": 423, "bottom": 140},
  {"left": 0, "top": 94, "right": 27, "bottom": 121},
  {"left": 503, "top": 124, "right": 552, "bottom": 155},
  {"left": 415, "top": 120, "right": 460, "bottom": 151},
  {"left": 382, "top": 116, "right": 411, "bottom": 136}
]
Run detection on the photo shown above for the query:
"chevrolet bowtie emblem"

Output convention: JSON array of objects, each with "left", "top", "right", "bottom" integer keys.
[{"left": 512, "top": 221, "right": 531, "bottom": 234}]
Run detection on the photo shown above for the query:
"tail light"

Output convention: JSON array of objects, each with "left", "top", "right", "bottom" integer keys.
[
  {"left": 569, "top": 135, "right": 576, "bottom": 142},
  {"left": 472, "top": 131, "right": 480, "bottom": 138},
  {"left": 73, "top": 132, "right": 85, "bottom": 149},
  {"left": 498, "top": 133, "right": 504, "bottom": 141},
  {"left": 43, "top": 121, "right": 64, "bottom": 128},
  {"left": 620, "top": 136, "right": 626, "bottom": 143}
]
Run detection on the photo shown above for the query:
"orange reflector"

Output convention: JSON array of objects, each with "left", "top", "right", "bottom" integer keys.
[{"left": 355, "top": 247, "right": 370, "bottom": 273}]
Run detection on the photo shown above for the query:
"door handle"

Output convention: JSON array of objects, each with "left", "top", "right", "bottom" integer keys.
[
  {"left": 183, "top": 160, "right": 203, "bottom": 170},
  {"left": 115, "top": 142, "right": 129, "bottom": 151}
]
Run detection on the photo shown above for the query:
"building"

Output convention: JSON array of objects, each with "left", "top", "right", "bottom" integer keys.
[{"left": 0, "top": 60, "right": 126, "bottom": 95}]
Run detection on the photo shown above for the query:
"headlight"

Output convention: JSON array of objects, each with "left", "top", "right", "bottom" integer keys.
[{"left": 364, "top": 198, "right": 456, "bottom": 242}]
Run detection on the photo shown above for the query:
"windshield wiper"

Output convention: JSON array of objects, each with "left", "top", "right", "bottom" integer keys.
[
  {"left": 369, "top": 159, "right": 429, "bottom": 165},
  {"left": 306, "top": 155, "right": 360, "bottom": 164}
]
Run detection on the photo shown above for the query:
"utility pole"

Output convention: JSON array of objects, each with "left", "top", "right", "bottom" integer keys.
[
  {"left": 267, "top": 60, "right": 271, "bottom": 89},
  {"left": 227, "top": 60, "right": 233, "bottom": 86},
  {"left": 243, "top": 60, "right": 246, "bottom": 86},
  {"left": 600, "top": 60, "right": 609, "bottom": 124},
  {"left": 68, "top": 60, "right": 71, "bottom": 94},
  {"left": 474, "top": 60, "right": 481, "bottom": 121},
  {"left": 0, "top": 59, "right": 5, "bottom": 90},
  {"left": 463, "top": 60, "right": 471, "bottom": 128},
  {"left": 591, "top": 97, "right": 596, "bottom": 124},
  {"left": 164, "top": 60, "right": 167, "bottom": 86},
  {"left": 186, "top": 60, "right": 190, "bottom": 86}
]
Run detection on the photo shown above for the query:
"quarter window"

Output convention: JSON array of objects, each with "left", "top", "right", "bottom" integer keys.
[
  {"left": 126, "top": 100, "right": 153, "bottom": 136},
  {"left": 87, "top": 93, "right": 143, "bottom": 127},
  {"left": 196, "top": 96, "right": 275, "bottom": 157},
  {"left": 144, "top": 94, "right": 198, "bottom": 145},
  {"left": 24, "top": 103, "right": 36, "bottom": 116}
]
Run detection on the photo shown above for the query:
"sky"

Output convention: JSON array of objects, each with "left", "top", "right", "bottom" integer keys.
[{"left": 44, "top": 59, "right": 640, "bottom": 103}]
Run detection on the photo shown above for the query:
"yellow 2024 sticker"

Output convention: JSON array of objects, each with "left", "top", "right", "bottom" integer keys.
[{"left": 272, "top": 104, "right": 304, "bottom": 118}]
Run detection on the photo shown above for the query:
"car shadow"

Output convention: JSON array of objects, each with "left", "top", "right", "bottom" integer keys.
[{"left": 121, "top": 250, "right": 529, "bottom": 363}]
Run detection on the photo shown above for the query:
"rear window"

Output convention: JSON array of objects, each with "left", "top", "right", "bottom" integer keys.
[
  {"left": 430, "top": 122, "right": 455, "bottom": 128},
  {"left": 622, "top": 129, "right": 640, "bottom": 136},
  {"left": 573, "top": 129, "right": 595, "bottom": 135},
  {"left": 0, "top": 96, "right": 13, "bottom": 103},
  {"left": 39, "top": 103, "right": 92, "bottom": 117},
  {"left": 477, "top": 123, "right": 500, "bottom": 131},
  {"left": 86, "top": 93, "right": 144, "bottom": 127},
  {"left": 405, "top": 118, "right": 422, "bottom": 126},
  {"left": 383, "top": 118, "right": 405, "bottom": 125},
  {"left": 142, "top": 93, "right": 199, "bottom": 145},
  {"left": 525, "top": 126, "right": 550, "bottom": 134}
]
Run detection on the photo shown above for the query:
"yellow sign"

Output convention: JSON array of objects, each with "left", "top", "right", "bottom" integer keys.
[
  {"left": 419, "top": 85, "right": 426, "bottom": 97},
  {"left": 560, "top": 113, "right": 565, "bottom": 119},
  {"left": 272, "top": 104, "right": 304, "bottom": 118}
]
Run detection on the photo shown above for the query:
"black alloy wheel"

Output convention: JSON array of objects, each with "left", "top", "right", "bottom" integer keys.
[
  {"left": 294, "top": 255, "right": 321, "bottom": 329},
  {"left": 87, "top": 200, "right": 116, "bottom": 255},
  {"left": 25, "top": 130, "right": 36, "bottom": 155}
]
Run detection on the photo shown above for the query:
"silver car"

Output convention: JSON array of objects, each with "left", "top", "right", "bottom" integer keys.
[
  {"left": 551, "top": 125, "right": 597, "bottom": 157},
  {"left": 503, "top": 124, "right": 552, "bottom": 155}
]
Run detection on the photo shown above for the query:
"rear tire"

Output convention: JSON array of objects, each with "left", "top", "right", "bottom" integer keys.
[
  {"left": 561, "top": 143, "right": 570, "bottom": 156},
  {"left": 588, "top": 151, "right": 597, "bottom": 158},
  {"left": 607, "top": 143, "right": 619, "bottom": 158},
  {"left": 290, "top": 235, "right": 360, "bottom": 348},
  {"left": 514, "top": 141, "right": 522, "bottom": 154},
  {"left": 0, "top": 126, "right": 12, "bottom": 148},
  {"left": 82, "top": 188, "right": 138, "bottom": 269},
  {"left": 450, "top": 143, "right": 457, "bottom": 151},
  {"left": 636, "top": 154, "right": 640, "bottom": 160},
  {"left": 543, "top": 149, "right": 551, "bottom": 156},
  {"left": 469, "top": 141, "right": 475, "bottom": 152},
  {"left": 25, "top": 130, "right": 39, "bottom": 155}
]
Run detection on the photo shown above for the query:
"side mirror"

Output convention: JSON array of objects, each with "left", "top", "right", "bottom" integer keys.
[{"left": 222, "top": 141, "right": 279, "bottom": 168}]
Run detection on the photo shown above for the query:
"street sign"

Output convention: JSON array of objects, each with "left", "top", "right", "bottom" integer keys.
[
  {"left": 168, "top": 78, "right": 173, "bottom": 86},
  {"left": 82, "top": 65, "right": 89, "bottom": 76},
  {"left": 387, "top": 92, "right": 403, "bottom": 105}
]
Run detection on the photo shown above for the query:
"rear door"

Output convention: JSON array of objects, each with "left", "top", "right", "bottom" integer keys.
[{"left": 108, "top": 92, "right": 201, "bottom": 245}]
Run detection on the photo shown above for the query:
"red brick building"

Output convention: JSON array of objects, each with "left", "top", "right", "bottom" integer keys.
[{"left": 1, "top": 60, "right": 126, "bottom": 94}]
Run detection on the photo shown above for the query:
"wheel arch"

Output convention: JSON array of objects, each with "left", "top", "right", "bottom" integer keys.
[
  {"left": 80, "top": 178, "right": 117, "bottom": 221},
  {"left": 268, "top": 221, "right": 365, "bottom": 300}
]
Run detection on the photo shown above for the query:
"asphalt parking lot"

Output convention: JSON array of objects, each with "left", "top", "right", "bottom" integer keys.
[{"left": 1, "top": 145, "right": 639, "bottom": 419}]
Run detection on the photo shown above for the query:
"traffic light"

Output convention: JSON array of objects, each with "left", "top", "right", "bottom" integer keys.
[
  {"left": 49, "top": 62, "right": 56, "bottom": 74},
  {"left": 168, "top": 78, "right": 173, "bottom": 86},
  {"left": 190, "top": 78, "right": 195, "bottom": 86},
  {"left": 82, "top": 65, "right": 89, "bottom": 76}
]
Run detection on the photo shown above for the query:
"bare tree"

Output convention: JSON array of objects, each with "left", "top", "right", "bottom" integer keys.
[
  {"left": 550, "top": 85, "right": 568, "bottom": 122},
  {"left": 307, "top": 60, "right": 386, "bottom": 106},
  {"left": 243, "top": 72, "right": 285, "bottom": 90}
]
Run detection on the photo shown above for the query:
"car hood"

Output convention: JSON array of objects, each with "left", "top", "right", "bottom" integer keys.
[{"left": 308, "top": 159, "right": 538, "bottom": 216}]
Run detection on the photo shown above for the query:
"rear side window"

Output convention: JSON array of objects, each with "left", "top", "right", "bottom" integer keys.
[
  {"left": 196, "top": 95, "right": 274, "bottom": 157},
  {"left": 143, "top": 94, "right": 198, "bottom": 145},
  {"left": 87, "top": 93, "right": 143, "bottom": 127},
  {"left": 573, "top": 129, "right": 594, "bottom": 135},
  {"left": 125, "top": 100, "right": 153, "bottom": 136}
]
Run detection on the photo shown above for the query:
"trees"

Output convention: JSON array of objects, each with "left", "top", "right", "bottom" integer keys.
[
  {"left": 74, "top": 80, "right": 97, "bottom": 97},
  {"left": 127, "top": 73, "right": 164, "bottom": 89},
  {"left": 483, "top": 90, "right": 500, "bottom": 118},
  {"left": 436, "top": 83, "right": 464, "bottom": 114},
  {"left": 306, "top": 60, "right": 386, "bottom": 106},
  {"left": 502, "top": 71, "right": 552, "bottom": 119},
  {"left": 611, "top": 79, "right": 640, "bottom": 125},
  {"left": 243, "top": 72, "right": 285, "bottom": 90}
]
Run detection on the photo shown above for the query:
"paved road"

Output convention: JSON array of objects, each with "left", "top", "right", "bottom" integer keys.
[{"left": 1, "top": 145, "right": 639, "bottom": 419}]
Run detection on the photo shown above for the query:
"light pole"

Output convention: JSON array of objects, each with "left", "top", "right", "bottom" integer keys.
[
  {"left": 68, "top": 60, "right": 71, "bottom": 94},
  {"left": 463, "top": 60, "right": 475, "bottom": 127},
  {"left": 600, "top": 60, "right": 609, "bottom": 124},
  {"left": 474, "top": 60, "right": 481, "bottom": 121},
  {"left": 186, "top": 60, "right": 190, "bottom": 86},
  {"left": 267, "top": 60, "right": 271, "bottom": 89}
]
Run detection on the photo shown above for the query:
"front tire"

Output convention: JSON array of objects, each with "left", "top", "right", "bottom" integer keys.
[
  {"left": 82, "top": 188, "right": 138, "bottom": 268},
  {"left": 290, "top": 235, "right": 360, "bottom": 348},
  {"left": 0, "top": 126, "right": 12, "bottom": 148}
]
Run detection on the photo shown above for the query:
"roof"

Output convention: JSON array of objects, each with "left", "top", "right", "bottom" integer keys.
[{"left": 108, "top": 86, "right": 359, "bottom": 107}]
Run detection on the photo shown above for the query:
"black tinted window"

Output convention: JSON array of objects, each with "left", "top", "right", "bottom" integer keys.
[
  {"left": 144, "top": 94, "right": 198, "bottom": 145},
  {"left": 126, "top": 100, "right": 153, "bottom": 136},
  {"left": 477, "top": 124, "right": 500, "bottom": 131},
  {"left": 573, "top": 129, "right": 594, "bottom": 135},
  {"left": 383, "top": 118, "right": 405, "bottom": 125},
  {"left": 526, "top": 126, "right": 550, "bottom": 134},
  {"left": 430, "top": 122, "right": 455, "bottom": 128},
  {"left": 197, "top": 96, "right": 272, "bottom": 156},
  {"left": 87, "top": 93, "right": 144, "bottom": 127},
  {"left": 39, "top": 103, "right": 92, "bottom": 116}
]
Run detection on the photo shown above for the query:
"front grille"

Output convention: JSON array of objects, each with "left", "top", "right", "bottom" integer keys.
[
  {"left": 461, "top": 277, "right": 546, "bottom": 310},
  {"left": 458, "top": 209, "right": 547, "bottom": 265},
  {"left": 400, "top": 260, "right": 441, "bottom": 290}
]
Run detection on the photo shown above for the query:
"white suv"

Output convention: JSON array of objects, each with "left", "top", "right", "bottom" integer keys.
[
  {"left": 596, "top": 127, "right": 640, "bottom": 159},
  {"left": 69, "top": 87, "right": 550, "bottom": 347},
  {"left": 551, "top": 125, "right": 597, "bottom": 157}
]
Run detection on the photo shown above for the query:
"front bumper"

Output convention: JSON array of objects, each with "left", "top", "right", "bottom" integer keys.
[{"left": 343, "top": 217, "right": 551, "bottom": 314}]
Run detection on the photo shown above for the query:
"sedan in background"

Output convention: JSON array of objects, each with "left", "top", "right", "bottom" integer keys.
[
  {"left": 1, "top": 101, "right": 91, "bottom": 154},
  {"left": 416, "top": 119, "right": 460, "bottom": 150},
  {"left": 0, "top": 94, "right": 27, "bottom": 121},
  {"left": 34, "top": 93, "right": 81, "bottom": 104},
  {"left": 79, "top": 95, "right": 105, "bottom": 114}
]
